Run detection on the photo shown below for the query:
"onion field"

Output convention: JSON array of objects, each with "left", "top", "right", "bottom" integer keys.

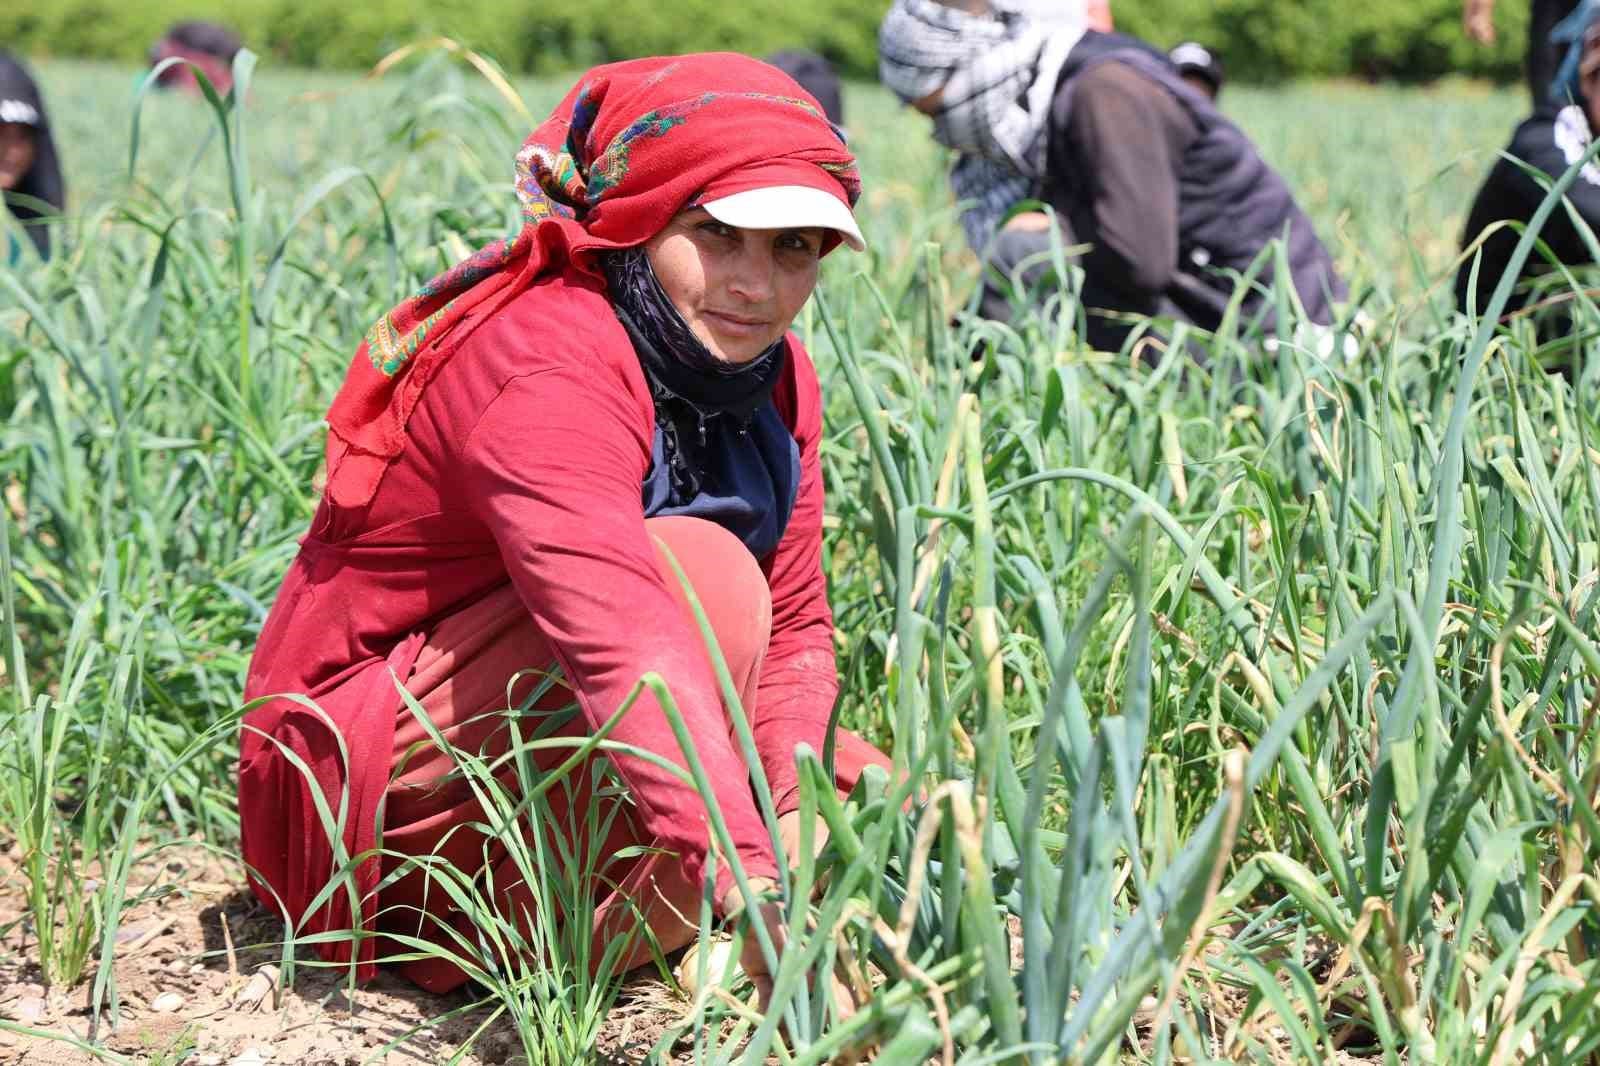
[{"left": 2, "top": 51, "right": 1597, "bottom": 1065}]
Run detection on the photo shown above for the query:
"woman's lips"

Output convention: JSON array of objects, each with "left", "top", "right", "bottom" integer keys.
[{"left": 703, "top": 310, "right": 771, "bottom": 337}]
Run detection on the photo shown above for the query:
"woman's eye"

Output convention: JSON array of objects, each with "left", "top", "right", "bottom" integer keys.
[
  {"left": 698, "top": 220, "right": 736, "bottom": 239},
  {"left": 778, "top": 232, "right": 822, "bottom": 256}
]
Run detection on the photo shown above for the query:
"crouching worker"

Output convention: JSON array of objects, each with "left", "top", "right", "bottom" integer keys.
[
  {"left": 238, "top": 54, "right": 890, "bottom": 1000},
  {"left": 766, "top": 49, "right": 846, "bottom": 129},
  {"left": 148, "top": 21, "right": 243, "bottom": 96},
  {"left": 1458, "top": 1, "right": 1600, "bottom": 335},
  {"left": 0, "top": 51, "right": 65, "bottom": 262},
  {"left": 879, "top": 0, "right": 1346, "bottom": 351}
]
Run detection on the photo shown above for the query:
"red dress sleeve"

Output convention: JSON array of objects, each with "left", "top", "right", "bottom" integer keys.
[
  {"left": 459, "top": 356, "right": 779, "bottom": 907},
  {"left": 756, "top": 341, "right": 847, "bottom": 816}
]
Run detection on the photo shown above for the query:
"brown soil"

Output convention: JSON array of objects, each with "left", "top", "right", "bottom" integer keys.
[
  {"left": 2, "top": 845, "right": 1392, "bottom": 1064},
  {"left": 0, "top": 844, "right": 686, "bottom": 1065}
]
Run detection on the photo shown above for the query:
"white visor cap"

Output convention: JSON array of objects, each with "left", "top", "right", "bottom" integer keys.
[{"left": 700, "top": 184, "right": 866, "bottom": 252}]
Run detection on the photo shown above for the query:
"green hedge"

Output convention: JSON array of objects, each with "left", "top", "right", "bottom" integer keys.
[
  {"left": 1116, "top": 0, "right": 1529, "bottom": 82},
  {"left": 3, "top": 0, "right": 1532, "bottom": 83},
  {"left": 1, "top": 1, "right": 887, "bottom": 80}
]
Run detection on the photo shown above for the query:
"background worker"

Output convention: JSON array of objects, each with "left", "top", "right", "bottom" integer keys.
[
  {"left": 0, "top": 50, "right": 64, "bottom": 262},
  {"left": 1458, "top": 0, "right": 1600, "bottom": 333},
  {"left": 766, "top": 50, "right": 846, "bottom": 129},
  {"left": 148, "top": 20, "right": 243, "bottom": 96},
  {"left": 1169, "top": 41, "right": 1225, "bottom": 100},
  {"left": 879, "top": 0, "right": 1345, "bottom": 351}
]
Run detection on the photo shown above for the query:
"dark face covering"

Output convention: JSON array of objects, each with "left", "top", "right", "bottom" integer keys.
[
  {"left": 603, "top": 247, "right": 802, "bottom": 560},
  {"left": 0, "top": 52, "right": 64, "bottom": 260}
]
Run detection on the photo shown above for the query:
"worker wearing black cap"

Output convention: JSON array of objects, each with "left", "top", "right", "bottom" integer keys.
[{"left": 1168, "top": 41, "right": 1224, "bottom": 100}]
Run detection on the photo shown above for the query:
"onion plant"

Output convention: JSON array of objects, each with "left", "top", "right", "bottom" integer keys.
[{"left": 0, "top": 48, "right": 1596, "bottom": 1065}]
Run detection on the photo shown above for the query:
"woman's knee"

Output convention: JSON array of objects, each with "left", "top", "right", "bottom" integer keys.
[{"left": 644, "top": 516, "right": 773, "bottom": 678}]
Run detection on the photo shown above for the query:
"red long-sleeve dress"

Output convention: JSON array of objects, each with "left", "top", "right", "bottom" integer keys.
[{"left": 238, "top": 263, "right": 885, "bottom": 983}]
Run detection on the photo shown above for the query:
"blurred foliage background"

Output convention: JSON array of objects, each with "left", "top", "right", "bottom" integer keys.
[{"left": 4, "top": 0, "right": 1536, "bottom": 83}]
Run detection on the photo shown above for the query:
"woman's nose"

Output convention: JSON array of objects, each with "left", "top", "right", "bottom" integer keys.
[{"left": 726, "top": 241, "right": 776, "bottom": 302}]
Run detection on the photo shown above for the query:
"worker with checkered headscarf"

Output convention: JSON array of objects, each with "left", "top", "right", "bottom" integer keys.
[{"left": 877, "top": 0, "right": 1345, "bottom": 353}]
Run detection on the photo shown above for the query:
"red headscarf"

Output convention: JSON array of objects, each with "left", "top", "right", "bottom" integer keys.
[{"left": 323, "top": 53, "right": 861, "bottom": 509}]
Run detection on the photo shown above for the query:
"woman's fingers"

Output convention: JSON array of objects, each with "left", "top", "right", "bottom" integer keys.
[
  {"left": 777, "top": 810, "right": 831, "bottom": 867},
  {"left": 721, "top": 879, "right": 866, "bottom": 1043}
]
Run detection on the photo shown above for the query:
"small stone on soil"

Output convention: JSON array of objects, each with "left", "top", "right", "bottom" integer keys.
[
  {"left": 8, "top": 995, "right": 47, "bottom": 1024},
  {"left": 152, "top": 991, "right": 184, "bottom": 1012}
]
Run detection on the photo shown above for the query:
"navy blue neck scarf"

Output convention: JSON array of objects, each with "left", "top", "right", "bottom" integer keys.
[{"left": 604, "top": 248, "right": 801, "bottom": 559}]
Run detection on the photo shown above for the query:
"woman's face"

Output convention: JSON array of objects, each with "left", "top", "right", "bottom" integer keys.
[
  {"left": 0, "top": 123, "right": 37, "bottom": 191},
  {"left": 643, "top": 208, "right": 825, "bottom": 364}
]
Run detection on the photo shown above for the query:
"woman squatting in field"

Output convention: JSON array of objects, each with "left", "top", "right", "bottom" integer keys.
[{"left": 238, "top": 53, "right": 889, "bottom": 1001}]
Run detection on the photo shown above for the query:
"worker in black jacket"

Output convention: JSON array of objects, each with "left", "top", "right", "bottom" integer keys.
[
  {"left": 1458, "top": 1, "right": 1600, "bottom": 321},
  {"left": 0, "top": 51, "right": 64, "bottom": 262},
  {"left": 879, "top": 2, "right": 1346, "bottom": 352}
]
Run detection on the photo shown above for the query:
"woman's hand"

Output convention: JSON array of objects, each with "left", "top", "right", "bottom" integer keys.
[
  {"left": 721, "top": 876, "right": 858, "bottom": 1022},
  {"left": 777, "top": 809, "right": 830, "bottom": 869},
  {"left": 724, "top": 876, "right": 786, "bottom": 1011}
]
